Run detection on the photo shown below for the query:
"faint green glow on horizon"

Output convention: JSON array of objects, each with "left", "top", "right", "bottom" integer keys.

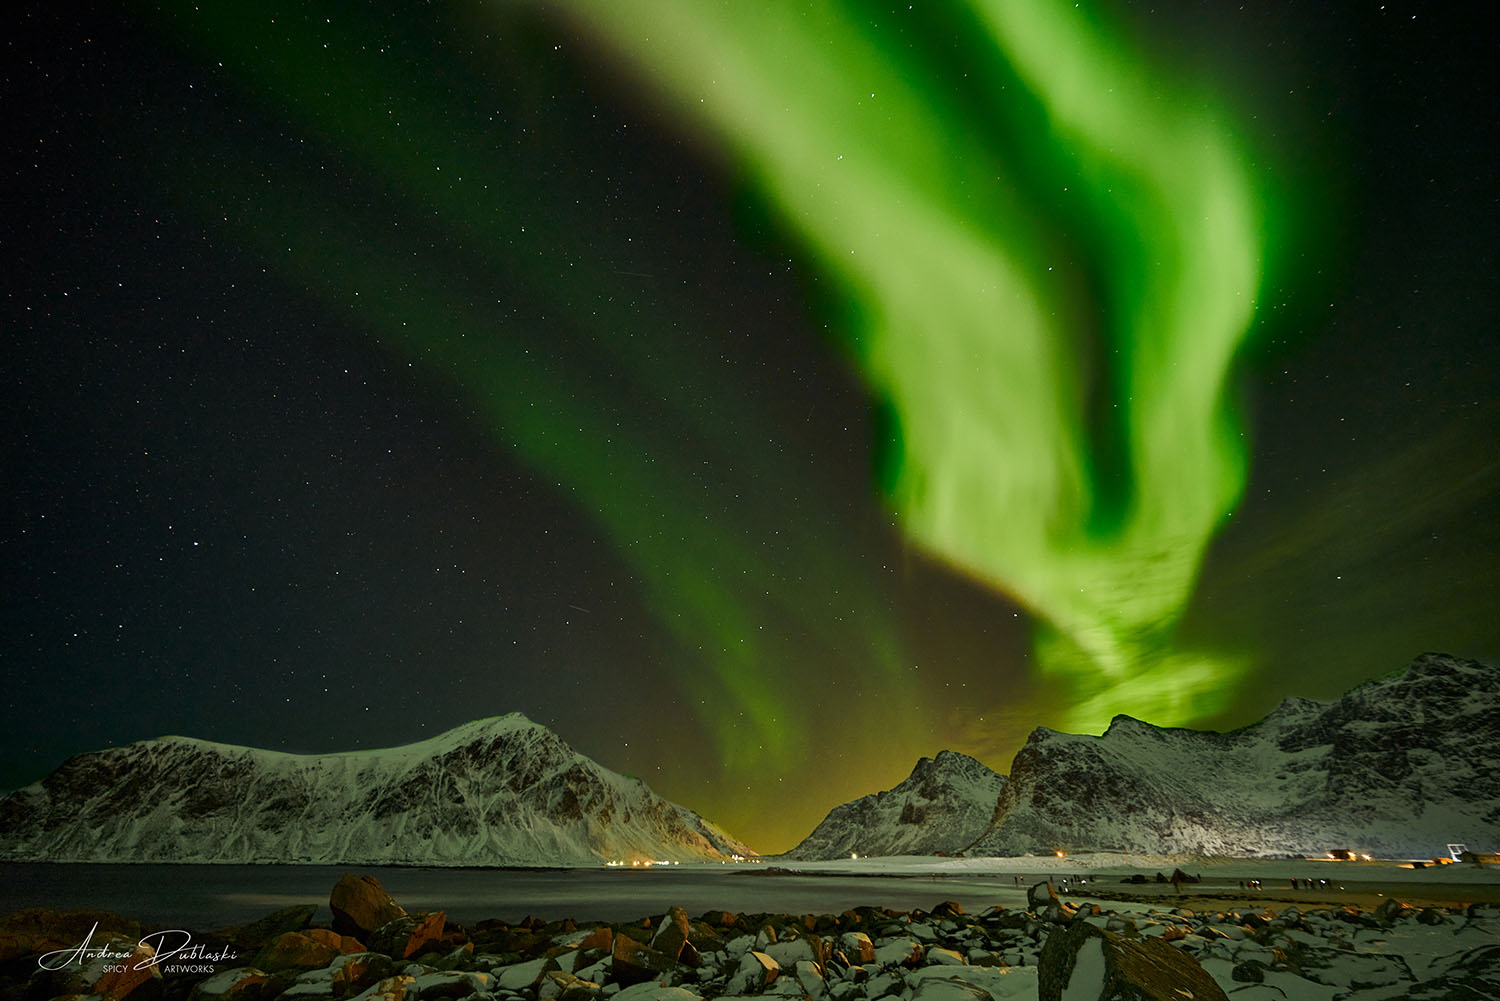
[{"left": 557, "top": 0, "right": 1273, "bottom": 729}]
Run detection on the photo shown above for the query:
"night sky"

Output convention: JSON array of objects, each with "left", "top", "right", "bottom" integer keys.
[{"left": 5, "top": 0, "right": 1497, "bottom": 853}]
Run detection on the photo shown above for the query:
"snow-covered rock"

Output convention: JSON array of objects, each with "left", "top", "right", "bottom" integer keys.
[
  {"left": 0, "top": 714, "right": 756, "bottom": 865},
  {"left": 784, "top": 751, "right": 1006, "bottom": 860},
  {"left": 970, "top": 652, "right": 1500, "bottom": 859}
]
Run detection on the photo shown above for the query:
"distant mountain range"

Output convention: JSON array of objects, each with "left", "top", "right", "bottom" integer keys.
[
  {"left": 0, "top": 714, "right": 755, "bottom": 865},
  {"left": 4, "top": 653, "right": 1495, "bottom": 864},
  {"left": 968, "top": 651, "right": 1499, "bottom": 859},
  {"left": 790, "top": 652, "right": 1498, "bottom": 860},
  {"left": 783, "top": 750, "right": 1006, "bottom": 859}
]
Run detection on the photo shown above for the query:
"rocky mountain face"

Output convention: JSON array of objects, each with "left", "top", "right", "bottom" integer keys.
[
  {"left": 0, "top": 714, "right": 756, "bottom": 865},
  {"left": 783, "top": 750, "right": 1006, "bottom": 860},
  {"left": 969, "top": 652, "right": 1500, "bottom": 859}
]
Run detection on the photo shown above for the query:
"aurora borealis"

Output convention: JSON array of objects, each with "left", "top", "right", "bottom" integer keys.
[
  {"left": 557, "top": 0, "right": 1269, "bottom": 729},
  {"left": 5, "top": 0, "right": 1498, "bottom": 851}
]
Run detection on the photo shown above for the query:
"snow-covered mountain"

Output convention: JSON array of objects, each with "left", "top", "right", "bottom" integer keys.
[
  {"left": 969, "top": 652, "right": 1500, "bottom": 859},
  {"left": 783, "top": 750, "right": 1006, "bottom": 859},
  {"left": 0, "top": 714, "right": 756, "bottom": 865}
]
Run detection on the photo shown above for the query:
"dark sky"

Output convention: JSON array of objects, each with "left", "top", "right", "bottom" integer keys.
[{"left": 4, "top": 0, "right": 1496, "bottom": 852}]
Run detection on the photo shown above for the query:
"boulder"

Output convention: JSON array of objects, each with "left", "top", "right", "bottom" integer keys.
[
  {"left": 0, "top": 909, "right": 142, "bottom": 965},
  {"left": 612, "top": 933, "right": 677, "bottom": 986},
  {"left": 872, "top": 939, "right": 924, "bottom": 967},
  {"left": 349, "top": 975, "right": 416, "bottom": 1001},
  {"left": 231, "top": 906, "right": 319, "bottom": 950},
  {"left": 539, "top": 970, "right": 603, "bottom": 1001},
  {"left": 650, "top": 907, "right": 693, "bottom": 961},
  {"left": 328, "top": 952, "right": 396, "bottom": 993},
  {"left": 702, "top": 911, "right": 742, "bottom": 929},
  {"left": 331, "top": 876, "right": 408, "bottom": 939},
  {"left": 766, "top": 935, "right": 823, "bottom": 973},
  {"left": 793, "top": 959, "right": 826, "bottom": 1000},
  {"left": 89, "top": 938, "right": 163, "bottom": 1001},
  {"left": 253, "top": 932, "right": 341, "bottom": 972},
  {"left": 426, "top": 943, "right": 474, "bottom": 971},
  {"left": 29, "top": 931, "right": 161, "bottom": 1001},
  {"left": 838, "top": 932, "right": 874, "bottom": 965},
  {"left": 408, "top": 971, "right": 492, "bottom": 1000},
  {"left": 1375, "top": 898, "right": 1414, "bottom": 925},
  {"left": 496, "top": 956, "right": 562, "bottom": 991},
  {"left": 369, "top": 912, "right": 447, "bottom": 960},
  {"left": 1027, "top": 881, "right": 1059, "bottom": 910},
  {"left": 578, "top": 926, "right": 615, "bottom": 952},
  {"left": 1038, "top": 921, "right": 1228, "bottom": 1001},
  {"left": 729, "top": 951, "right": 780, "bottom": 993}
]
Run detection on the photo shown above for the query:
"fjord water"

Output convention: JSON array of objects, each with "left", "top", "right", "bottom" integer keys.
[{"left": 0, "top": 863, "right": 1034, "bottom": 928}]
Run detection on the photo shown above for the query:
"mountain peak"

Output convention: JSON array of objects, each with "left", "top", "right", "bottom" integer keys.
[{"left": 784, "top": 750, "right": 1006, "bottom": 859}]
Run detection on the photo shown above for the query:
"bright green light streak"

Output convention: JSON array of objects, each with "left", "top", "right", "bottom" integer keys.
[{"left": 557, "top": 0, "right": 1271, "bottom": 728}]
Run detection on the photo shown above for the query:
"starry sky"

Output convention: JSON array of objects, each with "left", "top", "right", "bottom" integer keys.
[{"left": 4, "top": 0, "right": 1497, "bottom": 853}]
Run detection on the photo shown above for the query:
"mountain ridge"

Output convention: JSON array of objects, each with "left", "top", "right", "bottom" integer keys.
[{"left": 0, "top": 713, "right": 756, "bottom": 866}]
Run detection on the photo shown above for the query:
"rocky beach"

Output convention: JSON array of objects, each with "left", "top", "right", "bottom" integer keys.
[{"left": 3, "top": 871, "right": 1497, "bottom": 1001}]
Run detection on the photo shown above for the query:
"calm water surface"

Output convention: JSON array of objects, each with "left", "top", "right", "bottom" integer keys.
[{"left": 0, "top": 864, "right": 1034, "bottom": 928}]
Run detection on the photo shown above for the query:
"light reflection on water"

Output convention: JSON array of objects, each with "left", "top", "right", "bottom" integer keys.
[{"left": 0, "top": 863, "right": 1032, "bottom": 928}]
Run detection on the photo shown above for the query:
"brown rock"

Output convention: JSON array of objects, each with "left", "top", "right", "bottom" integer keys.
[
  {"left": 702, "top": 911, "right": 742, "bottom": 929},
  {"left": 353, "top": 975, "right": 414, "bottom": 1001},
  {"left": 539, "top": 970, "right": 601, "bottom": 1001},
  {"left": 577, "top": 927, "right": 614, "bottom": 952},
  {"left": 302, "top": 927, "right": 364, "bottom": 954},
  {"left": 329, "top": 875, "right": 407, "bottom": 938},
  {"left": 229, "top": 906, "right": 318, "bottom": 951},
  {"left": 611, "top": 933, "right": 676, "bottom": 986},
  {"left": 92, "top": 940, "right": 163, "bottom": 1001},
  {"left": 1038, "top": 921, "right": 1228, "bottom": 1001},
  {"left": 838, "top": 932, "right": 875, "bottom": 965},
  {"left": 27, "top": 931, "right": 160, "bottom": 1001},
  {"left": 648, "top": 907, "right": 692, "bottom": 961},
  {"left": 252, "top": 932, "right": 340, "bottom": 972},
  {"left": 369, "top": 912, "right": 447, "bottom": 960},
  {"left": 1027, "top": 880, "right": 1060, "bottom": 911},
  {"left": 730, "top": 951, "right": 780, "bottom": 993},
  {"left": 0, "top": 909, "right": 141, "bottom": 965},
  {"left": 329, "top": 952, "right": 396, "bottom": 992}
]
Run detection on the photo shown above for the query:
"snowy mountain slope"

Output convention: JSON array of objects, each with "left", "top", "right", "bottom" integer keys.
[
  {"left": 0, "top": 714, "right": 757, "bottom": 865},
  {"left": 783, "top": 750, "right": 1007, "bottom": 859},
  {"left": 968, "top": 652, "right": 1500, "bottom": 859}
]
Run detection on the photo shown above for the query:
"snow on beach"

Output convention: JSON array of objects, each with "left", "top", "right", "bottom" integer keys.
[{"left": 774, "top": 852, "right": 1500, "bottom": 885}]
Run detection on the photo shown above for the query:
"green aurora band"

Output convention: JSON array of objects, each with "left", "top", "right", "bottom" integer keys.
[
  {"left": 136, "top": 0, "right": 931, "bottom": 805},
  {"left": 555, "top": 0, "right": 1274, "bottom": 729}
]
